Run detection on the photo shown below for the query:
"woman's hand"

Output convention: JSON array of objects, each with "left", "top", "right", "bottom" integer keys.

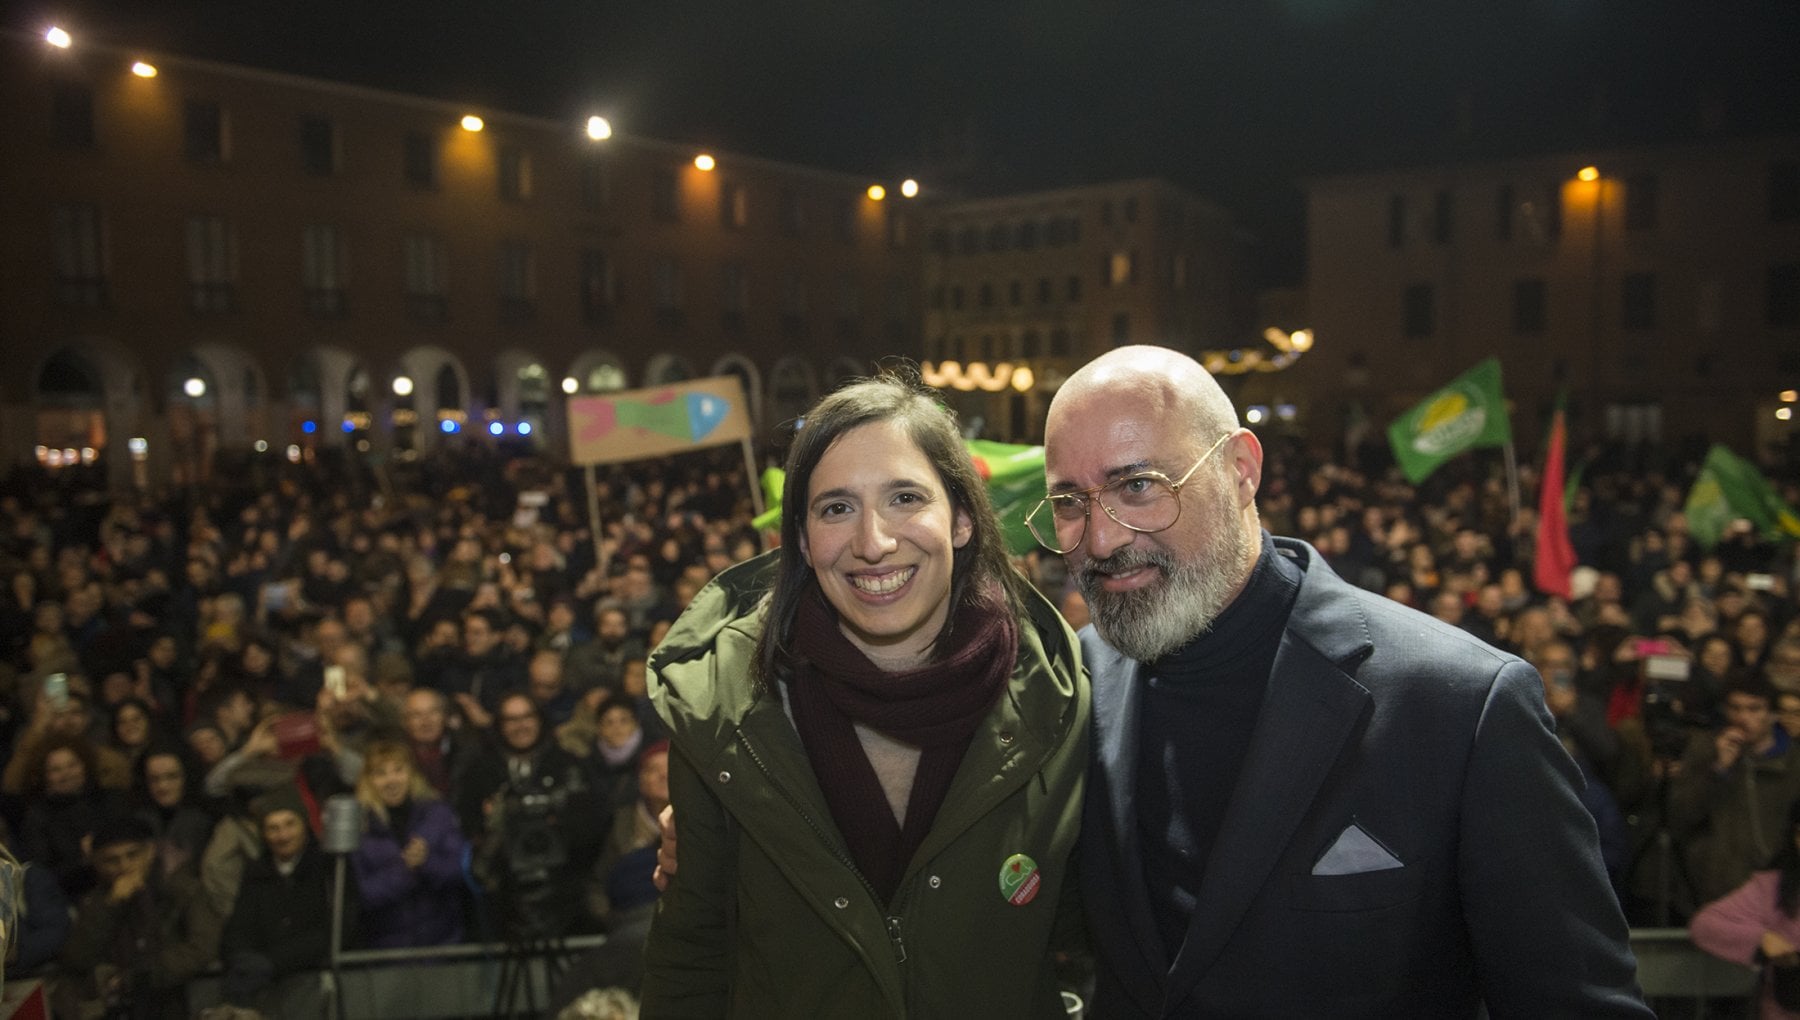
[{"left": 401, "top": 835, "right": 428, "bottom": 870}]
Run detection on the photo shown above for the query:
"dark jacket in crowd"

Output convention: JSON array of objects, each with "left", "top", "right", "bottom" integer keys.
[
  {"left": 349, "top": 798, "right": 467, "bottom": 948},
  {"left": 222, "top": 843, "right": 336, "bottom": 977}
]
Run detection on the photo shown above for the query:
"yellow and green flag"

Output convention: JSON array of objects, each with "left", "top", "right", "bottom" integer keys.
[
  {"left": 1684, "top": 444, "right": 1800, "bottom": 547},
  {"left": 1386, "top": 358, "right": 1512, "bottom": 484}
]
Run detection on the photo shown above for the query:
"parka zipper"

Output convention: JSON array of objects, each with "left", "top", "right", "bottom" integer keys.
[{"left": 737, "top": 727, "right": 909, "bottom": 964}]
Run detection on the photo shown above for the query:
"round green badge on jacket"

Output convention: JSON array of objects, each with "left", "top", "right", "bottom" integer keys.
[{"left": 999, "top": 853, "right": 1041, "bottom": 906}]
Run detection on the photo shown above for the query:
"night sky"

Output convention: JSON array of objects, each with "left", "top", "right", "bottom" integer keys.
[{"left": 34, "top": 0, "right": 1800, "bottom": 281}]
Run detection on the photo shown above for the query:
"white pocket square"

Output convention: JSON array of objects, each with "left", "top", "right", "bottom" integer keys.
[{"left": 1312, "top": 823, "right": 1404, "bottom": 876}]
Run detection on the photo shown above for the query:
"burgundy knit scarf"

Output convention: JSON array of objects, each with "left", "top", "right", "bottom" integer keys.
[{"left": 785, "top": 582, "right": 1017, "bottom": 905}]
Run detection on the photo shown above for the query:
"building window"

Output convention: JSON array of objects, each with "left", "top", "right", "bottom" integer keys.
[
  {"left": 498, "top": 147, "right": 533, "bottom": 201},
  {"left": 782, "top": 268, "right": 808, "bottom": 337},
  {"left": 184, "top": 100, "right": 226, "bottom": 163},
  {"left": 1621, "top": 272, "right": 1656, "bottom": 330},
  {"left": 1107, "top": 251, "right": 1135, "bottom": 287},
  {"left": 1512, "top": 278, "right": 1547, "bottom": 334},
  {"left": 1624, "top": 173, "right": 1658, "bottom": 231},
  {"left": 1433, "top": 190, "right": 1453, "bottom": 244},
  {"left": 1112, "top": 313, "right": 1131, "bottom": 346},
  {"left": 299, "top": 116, "right": 338, "bottom": 176},
  {"left": 1037, "top": 277, "right": 1052, "bottom": 305},
  {"left": 957, "top": 226, "right": 979, "bottom": 255},
  {"left": 403, "top": 233, "right": 447, "bottom": 323},
  {"left": 780, "top": 188, "right": 807, "bottom": 236},
  {"left": 1067, "top": 275, "right": 1083, "bottom": 302},
  {"left": 978, "top": 283, "right": 994, "bottom": 309},
  {"left": 579, "top": 249, "right": 616, "bottom": 325},
  {"left": 835, "top": 196, "right": 856, "bottom": 244},
  {"left": 652, "top": 256, "right": 682, "bottom": 327},
  {"left": 1769, "top": 263, "right": 1800, "bottom": 328},
  {"left": 1770, "top": 161, "right": 1800, "bottom": 223},
  {"left": 1495, "top": 184, "right": 1514, "bottom": 241},
  {"left": 986, "top": 223, "right": 1010, "bottom": 253},
  {"left": 836, "top": 276, "right": 860, "bottom": 339},
  {"left": 580, "top": 157, "right": 611, "bottom": 212},
  {"left": 403, "top": 132, "right": 438, "bottom": 189},
  {"left": 721, "top": 182, "right": 748, "bottom": 229},
  {"left": 499, "top": 242, "right": 536, "bottom": 323},
  {"left": 652, "top": 168, "right": 679, "bottom": 222},
  {"left": 1050, "top": 328, "right": 1072, "bottom": 357},
  {"left": 185, "top": 215, "right": 237, "bottom": 313},
  {"left": 1047, "top": 218, "right": 1069, "bottom": 247},
  {"left": 949, "top": 285, "right": 964, "bottom": 310},
  {"left": 51, "top": 83, "right": 95, "bottom": 148},
  {"left": 1008, "top": 279, "right": 1022, "bottom": 307},
  {"left": 720, "top": 261, "right": 748, "bottom": 328},
  {"left": 51, "top": 204, "right": 108, "bottom": 308},
  {"left": 1123, "top": 197, "right": 1138, "bottom": 223},
  {"left": 1387, "top": 195, "right": 1406, "bottom": 248},
  {"left": 929, "top": 285, "right": 944, "bottom": 310},
  {"left": 1403, "top": 283, "right": 1435, "bottom": 338},
  {"left": 1067, "top": 216, "right": 1082, "bottom": 244},
  {"left": 302, "top": 224, "right": 348, "bottom": 317},
  {"left": 1017, "top": 220, "right": 1040, "bottom": 250}
]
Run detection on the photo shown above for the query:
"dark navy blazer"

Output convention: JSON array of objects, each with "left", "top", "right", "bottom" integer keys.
[{"left": 1079, "top": 537, "right": 1652, "bottom": 1018}]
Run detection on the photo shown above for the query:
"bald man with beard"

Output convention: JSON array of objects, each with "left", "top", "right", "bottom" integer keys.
[{"left": 1042, "top": 346, "right": 1647, "bottom": 1018}]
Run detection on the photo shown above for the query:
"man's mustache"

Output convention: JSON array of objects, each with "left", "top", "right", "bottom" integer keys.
[{"left": 1078, "top": 547, "right": 1173, "bottom": 590}]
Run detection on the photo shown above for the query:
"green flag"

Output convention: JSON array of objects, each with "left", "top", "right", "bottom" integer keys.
[
  {"left": 1683, "top": 444, "right": 1800, "bottom": 548},
  {"left": 1386, "top": 358, "right": 1512, "bottom": 484},
  {"left": 748, "top": 440, "right": 1047, "bottom": 555}
]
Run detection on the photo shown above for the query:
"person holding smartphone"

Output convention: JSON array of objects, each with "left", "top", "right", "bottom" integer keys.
[{"left": 1669, "top": 674, "right": 1800, "bottom": 906}]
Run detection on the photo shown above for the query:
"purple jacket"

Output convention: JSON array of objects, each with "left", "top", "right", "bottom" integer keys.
[{"left": 349, "top": 798, "right": 467, "bottom": 948}]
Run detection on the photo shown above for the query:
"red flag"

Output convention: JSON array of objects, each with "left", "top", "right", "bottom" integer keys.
[{"left": 1534, "top": 406, "right": 1578, "bottom": 598}]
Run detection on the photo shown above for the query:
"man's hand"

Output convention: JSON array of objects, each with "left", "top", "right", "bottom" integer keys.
[
  {"left": 107, "top": 868, "right": 146, "bottom": 905},
  {"left": 243, "top": 716, "right": 280, "bottom": 759},
  {"left": 1715, "top": 727, "right": 1749, "bottom": 774},
  {"left": 1764, "top": 930, "right": 1800, "bottom": 965},
  {"left": 652, "top": 804, "right": 678, "bottom": 892},
  {"left": 455, "top": 693, "right": 493, "bottom": 729},
  {"left": 401, "top": 835, "right": 428, "bottom": 870}
]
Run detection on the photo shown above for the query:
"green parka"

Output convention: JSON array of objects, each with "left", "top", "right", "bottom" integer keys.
[{"left": 642, "top": 553, "right": 1089, "bottom": 1018}]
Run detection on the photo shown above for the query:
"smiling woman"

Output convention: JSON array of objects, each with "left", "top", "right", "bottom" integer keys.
[{"left": 643, "top": 373, "right": 1091, "bottom": 1017}]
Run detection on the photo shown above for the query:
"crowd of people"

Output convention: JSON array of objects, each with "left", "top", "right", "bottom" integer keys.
[{"left": 1, "top": 404, "right": 1797, "bottom": 1013}]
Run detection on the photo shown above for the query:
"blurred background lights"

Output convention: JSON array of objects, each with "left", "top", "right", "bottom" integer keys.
[
  {"left": 127, "top": 437, "right": 148, "bottom": 455},
  {"left": 1578, "top": 165, "right": 1600, "bottom": 182},
  {"left": 488, "top": 421, "right": 505, "bottom": 436},
  {"left": 866, "top": 184, "right": 886, "bottom": 201},
  {"left": 45, "top": 26, "right": 71, "bottom": 48},
  {"left": 131, "top": 62, "right": 157, "bottom": 78},
  {"left": 561, "top": 376, "right": 579, "bottom": 395},
  {"left": 392, "top": 375, "right": 414, "bottom": 397},
  {"left": 460, "top": 115, "right": 484, "bottom": 132},
  {"left": 253, "top": 440, "right": 269, "bottom": 452},
  {"left": 183, "top": 377, "right": 206, "bottom": 398},
  {"left": 693, "top": 153, "right": 715, "bottom": 171},
  {"left": 900, "top": 179, "right": 920, "bottom": 198},
  {"left": 440, "top": 419, "right": 459, "bottom": 434},
  {"left": 586, "top": 116, "right": 612, "bottom": 140},
  {"left": 1245, "top": 406, "right": 1268, "bottom": 425},
  {"left": 1780, "top": 407, "right": 1794, "bottom": 422},
  {"left": 517, "top": 421, "right": 532, "bottom": 436},
  {"left": 301, "top": 420, "right": 318, "bottom": 434},
  {"left": 341, "top": 419, "right": 355, "bottom": 433},
  {"left": 286, "top": 445, "right": 302, "bottom": 463},
  {"left": 1783, "top": 389, "right": 1798, "bottom": 403}
]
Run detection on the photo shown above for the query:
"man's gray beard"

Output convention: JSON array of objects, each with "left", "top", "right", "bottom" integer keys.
[{"left": 1078, "top": 546, "right": 1240, "bottom": 662}]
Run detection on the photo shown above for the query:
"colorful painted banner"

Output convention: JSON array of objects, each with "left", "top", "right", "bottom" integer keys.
[{"left": 567, "top": 377, "right": 753, "bottom": 466}]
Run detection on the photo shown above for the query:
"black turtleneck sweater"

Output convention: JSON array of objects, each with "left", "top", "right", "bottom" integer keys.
[{"left": 1136, "top": 532, "right": 1302, "bottom": 959}]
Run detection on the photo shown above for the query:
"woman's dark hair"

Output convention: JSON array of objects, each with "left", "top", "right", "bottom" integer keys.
[
  {"left": 1777, "top": 799, "right": 1800, "bottom": 916},
  {"left": 755, "top": 372, "right": 1024, "bottom": 687},
  {"left": 30, "top": 734, "right": 99, "bottom": 796},
  {"left": 109, "top": 696, "right": 157, "bottom": 747}
]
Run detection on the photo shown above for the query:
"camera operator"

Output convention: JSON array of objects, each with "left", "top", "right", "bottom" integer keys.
[{"left": 464, "top": 692, "right": 608, "bottom": 938}]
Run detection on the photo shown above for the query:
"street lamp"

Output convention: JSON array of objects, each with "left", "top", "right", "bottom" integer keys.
[
  {"left": 183, "top": 377, "right": 206, "bottom": 398},
  {"left": 392, "top": 376, "right": 414, "bottom": 397},
  {"left": 586, "top": 116, "right": 612, "bottom": 141}
]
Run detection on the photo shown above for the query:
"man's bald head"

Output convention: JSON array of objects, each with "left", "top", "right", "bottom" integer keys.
[{"left": 1048, "top": 345, "right": 1239, "bottom": 442}]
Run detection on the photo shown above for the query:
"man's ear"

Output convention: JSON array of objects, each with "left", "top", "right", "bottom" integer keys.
[{"left": 1230, "top": 429, "right": 1265, "bottom": 509}]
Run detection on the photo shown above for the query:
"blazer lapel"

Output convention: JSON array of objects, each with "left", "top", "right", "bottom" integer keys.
[
  {"left": 1082, "top": 630, "right": 1171, "bottom": 981},
  {"left": 1165, "top": 540, "right": 1374, "bottom": 1005}
]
